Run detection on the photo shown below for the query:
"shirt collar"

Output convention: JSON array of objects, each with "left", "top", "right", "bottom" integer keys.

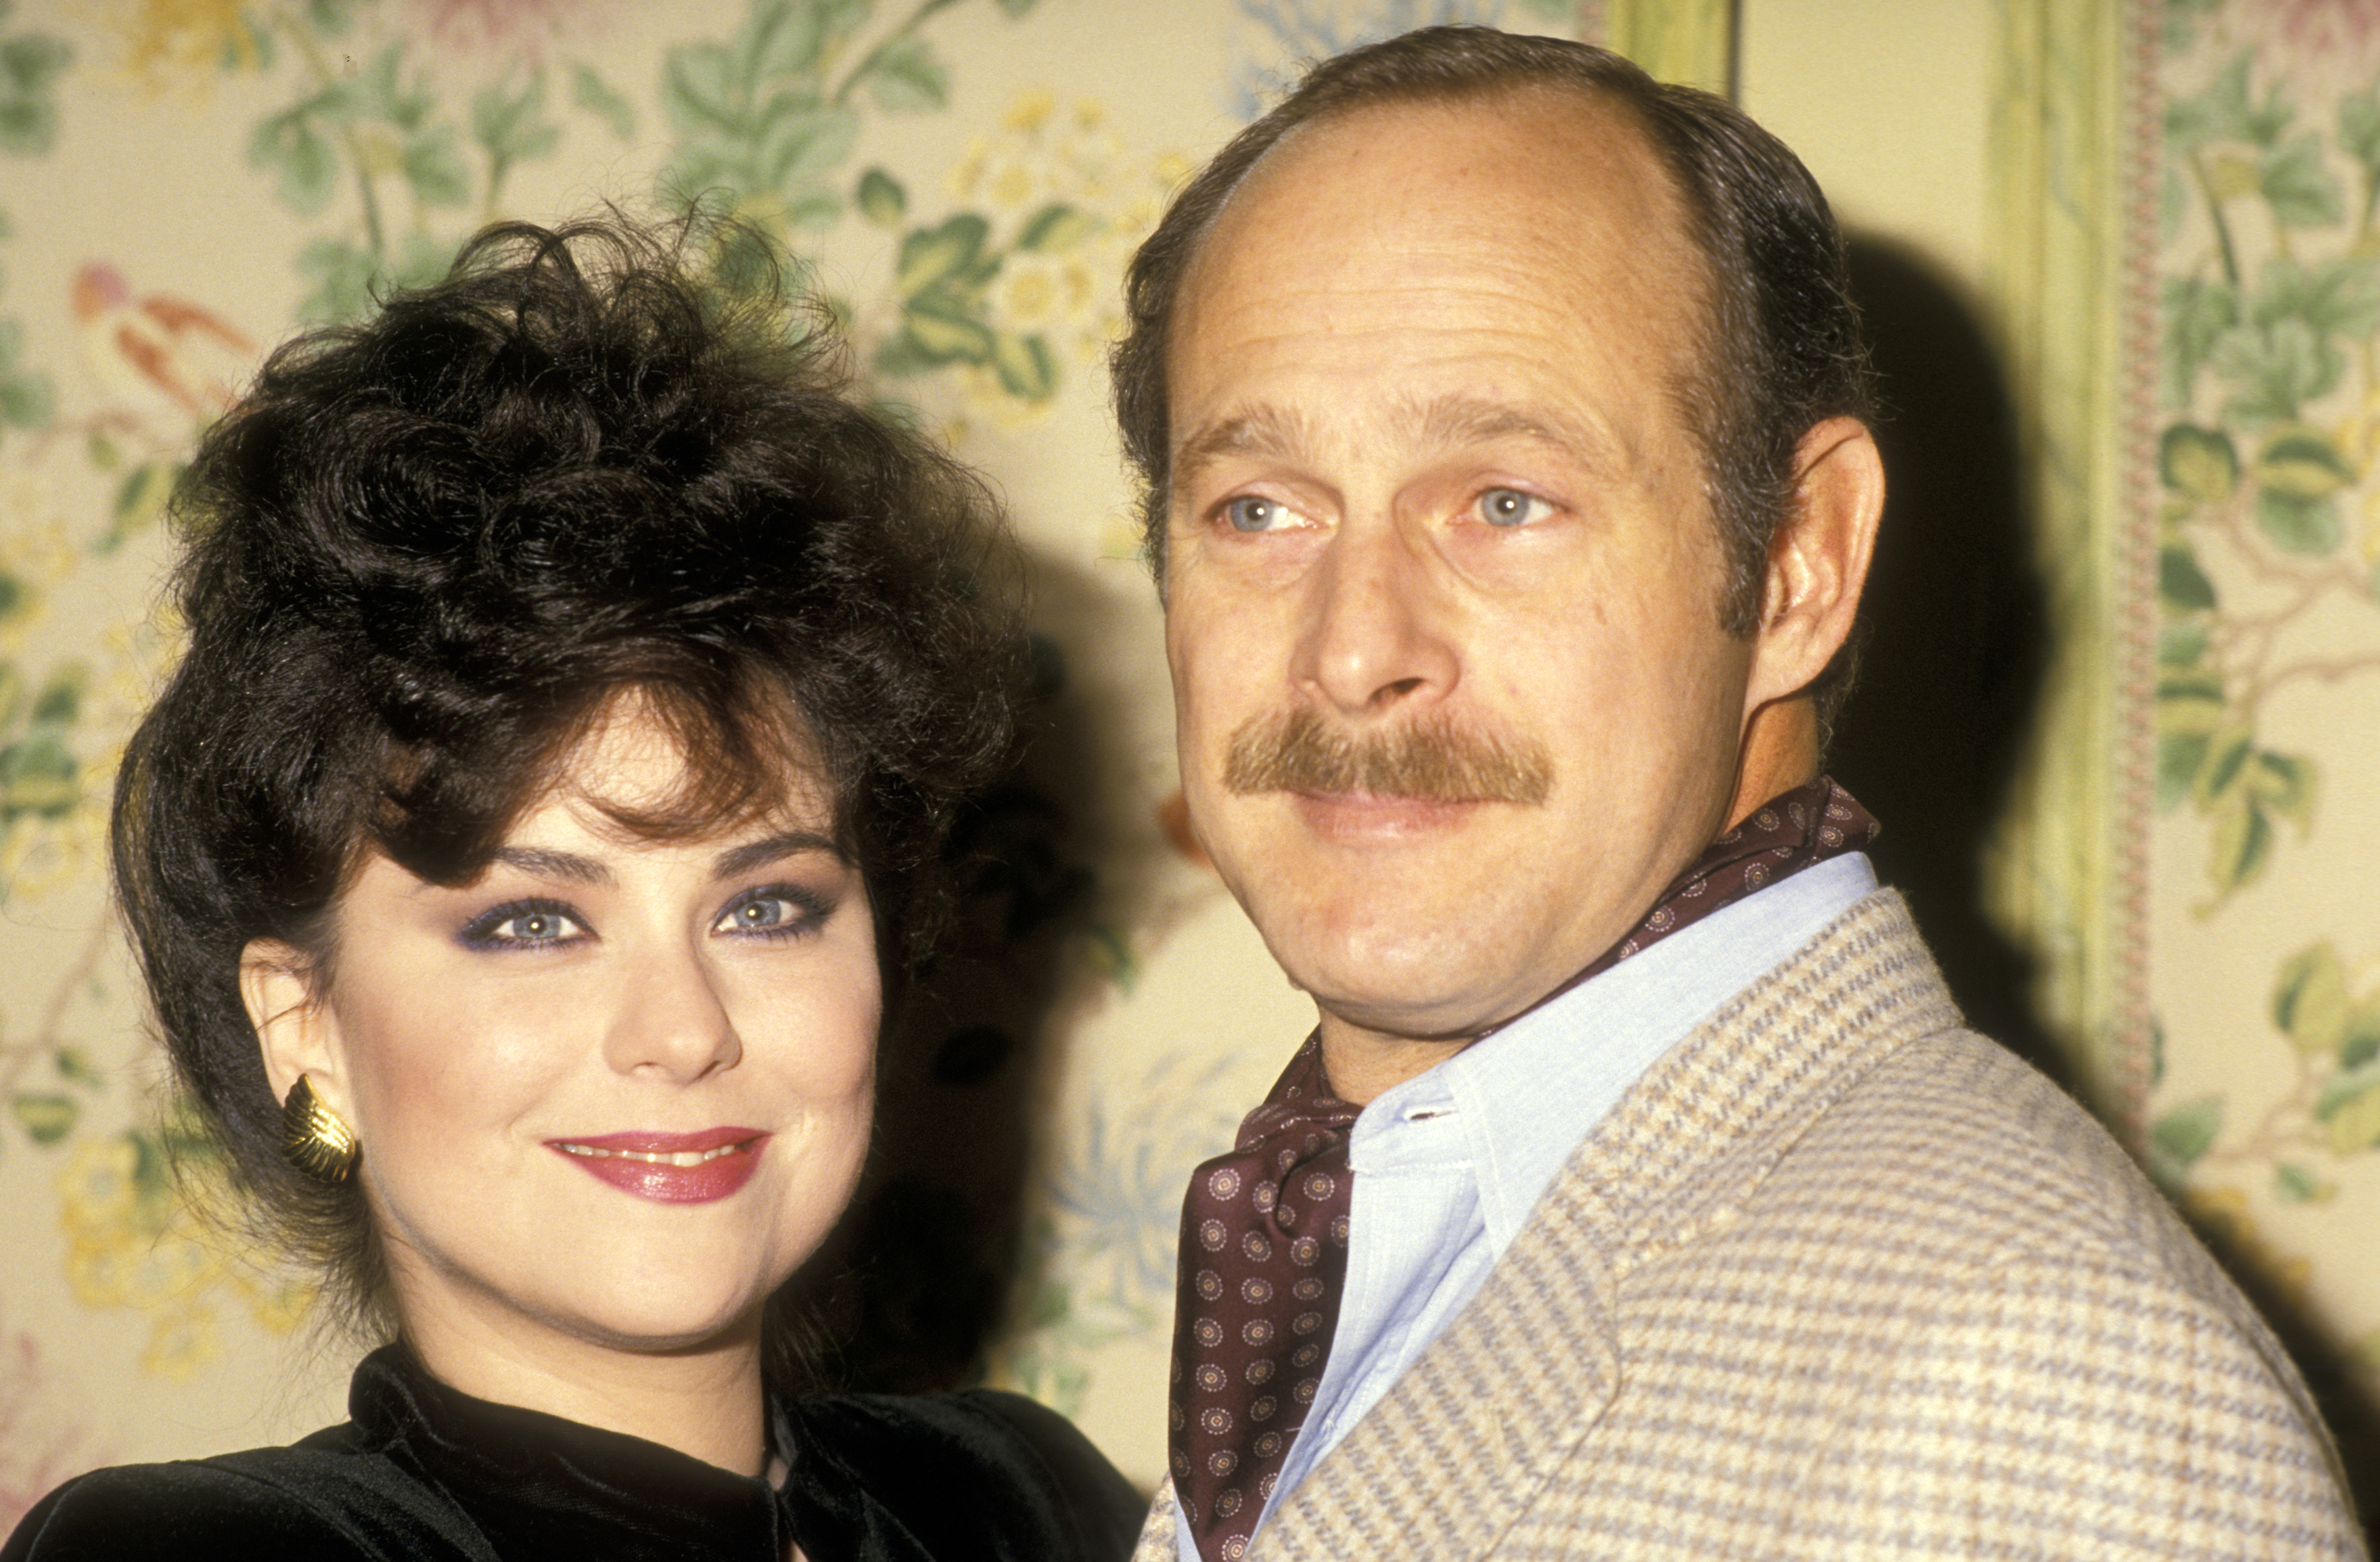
[{"left": 1349, "top": 852, "right": 1879, "bottom": 1251}]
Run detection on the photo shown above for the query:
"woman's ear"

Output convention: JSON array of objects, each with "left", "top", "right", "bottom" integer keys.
[{"left": 240, "top": 938, "right": 347, "bottom": 1118}]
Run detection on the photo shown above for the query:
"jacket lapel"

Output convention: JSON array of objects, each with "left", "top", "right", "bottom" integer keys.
[{"left": 1246, "top": 891, "right": 1960, "bottom": 1562}]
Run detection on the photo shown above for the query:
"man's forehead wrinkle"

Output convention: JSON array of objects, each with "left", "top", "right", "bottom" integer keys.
[
  {"left": 1395, "top": 389, "right": 1626, "bottom": 470},
  {"left": 1172, "top": 402, "right": 1318, "bottom": 489}
]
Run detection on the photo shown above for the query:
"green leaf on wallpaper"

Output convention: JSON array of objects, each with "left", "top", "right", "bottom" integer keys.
[
  {"left": 896, "top": 213, "right": 988, "bottom": 297},
  {"left": 2192, "top": 724, "right": 2252, "bottom": 809},
  {"left": 11, "top": 1092, "right": 74, "bottom": 1146},
  {"left": 474, "top": 75, "right": 562, "bottom": 169},
  {"left": 2249, "top": 749, "right": 2313, "bottom": 829},
  {"left": 2157, "top": 545, "right": 2217, "bottom": 611},
  {"left": 746, "top": 0, "right": 830, "bottom": 83},
  {"left": 754, "top": 99, "right": 857, "bottom": 194},
  {"left": 2164, "top": 52, "right": 2293, "bottom": 154},
  {"left": 858, "top": 167, "right": 907, "bottom": 225},
  {"left": 2205, "top": 792, "right": 2273, "bottom": 896},
  {"left": 0, "top": 32, "right": 71, "bottom": 156},
  {"left": 2254, "top": 426, "right": 2355, "bottom": 497},
  {"left": 52, "top": 1045, "right": 101, "bottom": 1088},
  {"left": 248, "top": 112, "right": 339, "bottom": 217},
  {"left": 2162, "top": 278, "right": 2237, "bottom": 406},
  {"left": 103, "top": 461, "right": 174, "bottom": 550},
  {"left": 2258, "top": 136, "right": 2344, "bottom": 228},
  {"left": 2214, "top": 318, "right": 2334, "bottom": 424},
  {"left": 899, "top": 294, "right": 995, "bottom": 364},
  {"left": 0, "top": 730, "right": 75, "bottom": 819},
  {"left": 2316, "top": 1063, "right": 2380, "bottom": 1154},
  {"left": 2341, "top": 88, "right": 2380, "bottom": 171},
  {"left": 2274, "top": 941, "right": 2351, "bottom": 1055},
  {"left": 2159, "top": 423, "right": 2237, "bottom": 501},
  {"left": 1019, "top": 202, "right": 1100, "bottom": 253},
  {"left": 0, "top": 363, "right": 49, "bottom": 430},
  {"left": 2159, "top": 621, "right": 2209, "bottom": 667},
  {"left": 571, "top": 66, "right": 636, "bottom": 140},
  {"left": 2272, "top": 1162, "right": 2332, "bottom": 1203},
  {"left": 2155, "top": 667, "right": 2224, "bottom": 727},
  {"left": 996, "top": 0, "right": 1038, "bottom": 14},
  {"left": 296, "top": 236, "right": 382, "bottom": 324},
  {"left": 665, "top": 44, "right": 743, "bottom": 136},
  {"left": 2148, "top": 1096, "right": 2222, "bottom": 1176},
  {"left": 401, "top": 126, "right": 470, "bottom": 208},
  {"left": 307, "top": 0, "right": 359, "bottom": 36},
  {"left": 992, "top": 332, "right": 1057, "bottom": 400},
  {"left": 2155, "top": 734, "right": 2209, "bottom": 811},
  {"left": 2253, "top": 486, "right": 2340, "bottom": 555},
  {"left": 867, "top": 36, "right": 948, "bottom": 113},
  {"left": 2341, "top": 995, "right": 2380, "bottom": 1071},
  {"left": 2254, "top": 254, "right": 2380, "bottom": 338}
]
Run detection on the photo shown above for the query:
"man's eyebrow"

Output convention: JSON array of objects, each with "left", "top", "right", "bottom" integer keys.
[
  {"left": 1401, "top": 392, "right": 1614, "bottom": 465},
  {"left": 712, "top": 830, "right": 845, "bottom": 880},
  {"left": 490, "top": 846, "right": 613, "bottom": 885},
  {"left": 1169, "top": 404, "right": 1314, "bottom": 493}
]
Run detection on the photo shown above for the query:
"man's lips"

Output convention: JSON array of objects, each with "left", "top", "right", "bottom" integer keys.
[
  {"left": 1286, "top": 789, "right": 1488, "bottom": 839},
  {"left": 545, "top": 1128, "right": 769, "bottom": 1203}
]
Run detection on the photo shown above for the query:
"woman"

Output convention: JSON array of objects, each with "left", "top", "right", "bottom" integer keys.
[{"left": 4, "top": 217, "right": 1141, "bottom": 1560}]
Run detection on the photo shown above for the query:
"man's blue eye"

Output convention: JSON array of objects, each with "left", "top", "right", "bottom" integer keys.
[
  {"left": 1479, "top": 488, "right": 1544, "bottom": 527},
  {"left": 1226, "top": 497, "right": 1288, "bottom": 532}
]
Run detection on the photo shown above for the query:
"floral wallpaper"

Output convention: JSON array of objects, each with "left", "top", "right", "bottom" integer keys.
[
  {"left": 2141, "top": 0, "right": 2380, "bottom": 1461},
  {"left": 3, "top": 0, "right": 2376, "bottom": 1534}
]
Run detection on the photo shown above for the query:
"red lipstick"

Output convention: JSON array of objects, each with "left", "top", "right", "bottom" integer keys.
[{"left": 546, "top": 1127, "right": 768, "bottom": 1203}]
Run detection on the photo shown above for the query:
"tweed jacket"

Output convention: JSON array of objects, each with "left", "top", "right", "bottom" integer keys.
[{"left": 1137, "top": 890, "right": 2366, "bottom": 1560}]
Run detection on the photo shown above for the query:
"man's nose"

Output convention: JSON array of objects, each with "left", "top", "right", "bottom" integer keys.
[
  {"left": 601, "top": 938, "right": 743, "bottom": 1082},
  {"left": 1290, "top": 515, "right": 1458, "bottom": 716}
]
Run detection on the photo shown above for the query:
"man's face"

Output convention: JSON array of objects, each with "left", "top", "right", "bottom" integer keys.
[{"left": 1163, "top": 93, "right": 1786, "bottom": 1050}]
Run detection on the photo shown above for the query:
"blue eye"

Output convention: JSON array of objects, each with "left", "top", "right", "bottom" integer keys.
[
  {"left": 1477, "top": 488, "right": 1546, "bottom": 527},
  {"left": 712, "top": 887, "right": 831, "bottom": 940},
  {"left": 1223, "top": 496, "right": 1293, "bottom": 532},
  {"left": 460, "top": 900, "right": 588, "bottom": 950}
]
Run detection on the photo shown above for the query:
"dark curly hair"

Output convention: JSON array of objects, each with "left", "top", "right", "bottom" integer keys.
[
  {"left": 1113, "top": 25, "right": 1873, "bottom": 652},
  {"left": 110, "top": 215, "right": 1025, "bottom": 1342}
]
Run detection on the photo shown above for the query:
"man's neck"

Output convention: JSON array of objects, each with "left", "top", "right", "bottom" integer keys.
[{"left": 1315, "top": 1015, "right": 1472, "bottom": 1107}]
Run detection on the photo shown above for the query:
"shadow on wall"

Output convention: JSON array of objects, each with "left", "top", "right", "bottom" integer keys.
[
  {"left": 1836, "top": 236, "right": 2376, "bottom": 1529},
  {"left": 789, "top": 544, "right": 1121, "bottom": 1397}
]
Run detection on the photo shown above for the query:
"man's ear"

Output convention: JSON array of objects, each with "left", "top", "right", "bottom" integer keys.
[
  {"left": 1743, "top": 415, "right": 1885, "bottom": 712},
  {"left": 240, "top": 938, "right": 349, "bottom": 1119}
]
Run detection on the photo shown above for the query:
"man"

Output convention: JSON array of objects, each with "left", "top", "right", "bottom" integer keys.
[{"left": 1113, "top": 26, "right": 2365, "bottom": 1562}]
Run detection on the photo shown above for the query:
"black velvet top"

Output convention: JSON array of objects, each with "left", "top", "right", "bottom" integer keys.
[{"left": 1, "top": 1345, "right": 1143, "bottom": 1560}]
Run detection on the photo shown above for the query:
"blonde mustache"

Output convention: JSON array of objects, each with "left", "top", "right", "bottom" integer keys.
[{"left": 1223, "top": 708, "right": 1552, "bottom": 805}]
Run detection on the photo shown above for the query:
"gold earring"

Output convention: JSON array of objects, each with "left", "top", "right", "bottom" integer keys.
[{"left": 282, "top": 1075, "right": 359, "bottom": 1184}]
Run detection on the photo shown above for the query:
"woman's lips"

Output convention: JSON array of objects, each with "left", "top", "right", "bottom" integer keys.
[{"left": 546, "top": 1128, "right": 769, "bottom": 1203}]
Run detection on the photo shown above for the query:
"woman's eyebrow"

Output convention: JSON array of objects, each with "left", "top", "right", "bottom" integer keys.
[
  {"left": 490, "top": 845, "right": 612, "bottom": 885},
  {"left": 712, "top": 830, "right": 843, "bottom": 879}
]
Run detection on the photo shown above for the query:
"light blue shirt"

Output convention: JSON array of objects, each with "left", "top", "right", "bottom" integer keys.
[{"left": 1174, "top": 853, "right": 1879, "bottom": 1558}]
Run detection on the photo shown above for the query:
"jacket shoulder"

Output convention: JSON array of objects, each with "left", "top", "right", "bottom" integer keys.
[{"left": 3, "top": 1456, "right": 380, "bottom": 1560}]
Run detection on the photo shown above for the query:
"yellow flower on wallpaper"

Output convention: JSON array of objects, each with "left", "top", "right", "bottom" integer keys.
[
  {"left": 54, "top": 1130, "right": 312, "bottom": 1376},
  {"left": 116, "top": 0, "right": 265, "bottom": 88},
  {"left": 138, "top": 1303, "right": 218, "bottom": 1383}
]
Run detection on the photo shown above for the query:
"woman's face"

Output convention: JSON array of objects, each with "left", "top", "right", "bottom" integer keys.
[{"left": 253, "top": 700, "right": 879, "bottom": 1367}]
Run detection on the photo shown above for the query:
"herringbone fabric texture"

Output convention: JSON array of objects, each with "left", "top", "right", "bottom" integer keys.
[{"left": 1133, "top": 890, "right": 2367, "bottom": 1561}]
